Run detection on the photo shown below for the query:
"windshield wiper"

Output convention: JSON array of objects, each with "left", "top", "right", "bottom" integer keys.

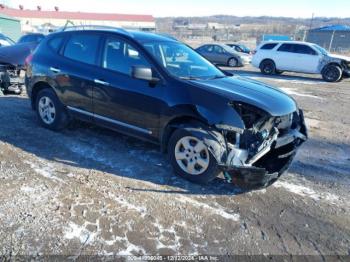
[
  {"left": 208, "top": 75, "right": 227, "bottom": 80},
  {"left": 179, "top": 76, "right": 201, "bottom": 80}
]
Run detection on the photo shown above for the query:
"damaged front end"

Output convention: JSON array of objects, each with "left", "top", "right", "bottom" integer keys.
[{"left": 201, "top": 102, "right": 308, "bottom": 189}]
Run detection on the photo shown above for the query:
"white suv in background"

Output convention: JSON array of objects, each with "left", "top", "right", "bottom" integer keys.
[{"left": 252, "top": 41, "right": 350, "bottom": 82}]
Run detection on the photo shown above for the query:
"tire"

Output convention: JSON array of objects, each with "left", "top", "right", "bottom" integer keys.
[
  {"left": 260, "top": 60, "right": 276, "bottom": 75},
  {"left": 322, "top": 64, "right": 343, "bottom": 82},
  {"left": 275, "top": 70, "right": 284, "bottom": 75},
  {"left": 228, "top": 57, "right": 238, "bottom": 67},
  {"left": 35, "top": 88, "right": 69, "bottom": 131},
  {"left": 168, "top": 128, "right": 221, "bottom": 184}
]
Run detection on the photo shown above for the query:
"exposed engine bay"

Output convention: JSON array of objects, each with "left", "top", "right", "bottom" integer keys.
[
  {"left": 0, "top": 41, "right": 38, "bottom": 96},
  {"left": 0, "top": 63, "right": 25, "bottom": 95}
]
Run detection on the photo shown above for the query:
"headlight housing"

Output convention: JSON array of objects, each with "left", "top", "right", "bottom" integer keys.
[{"left": 229, "top": 101, "right": 269, "bottom": 129}]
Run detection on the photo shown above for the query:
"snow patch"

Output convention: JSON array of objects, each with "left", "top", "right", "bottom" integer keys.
[
  {"left": 20, "top": 186, "right": 35, "bottom": 193},
  {"left": 280, "top": 87, "right": 322, "bottom": 99},
  {"left": 274, "top": 181, "right": 341, "bottom": 205},
  {"left": 64, "top": 222, "right": 96, "bottom": 244},
  {"left": 177, "top": 196, "right": 240, "bottom": 221},
  {"left": 24, "top": 160, "right": 65, "bottom": 183},
  {"left": 107, "top": 192, "right": 147, "bottom": 216}
]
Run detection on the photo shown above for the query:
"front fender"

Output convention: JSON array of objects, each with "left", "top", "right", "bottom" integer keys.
[{"left": 196, "top": 105, "right": 245, "bottom": 133}]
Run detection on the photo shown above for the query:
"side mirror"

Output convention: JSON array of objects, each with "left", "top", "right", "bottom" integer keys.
[{"left": 132, "top": 66, "right": 160, "bottom": 86}]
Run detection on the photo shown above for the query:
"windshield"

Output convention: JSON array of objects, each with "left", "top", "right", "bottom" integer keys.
[
  {"left": 313, "top": 44, "right": 328, "bottom": 56},
  {"left": 142, "top": 41, "right": 225, "bottom": 80},
  {"left": 239, "top": 45, "right": 250, "bottom": 52}
]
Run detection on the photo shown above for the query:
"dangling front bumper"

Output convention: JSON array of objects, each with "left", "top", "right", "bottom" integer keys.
[{"left": 223, "top": 110, "right": 308, "bottom": 189}]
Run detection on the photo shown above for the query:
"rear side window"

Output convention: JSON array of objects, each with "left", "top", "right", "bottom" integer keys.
[
  {"left": 260, "top": 43, "right": 278, "bottom": 50},
  {"left": 63, "top": 34, "right": 100, "bottom": 65},
  {"left": 48, "top": 36, "right": 64, "bottom": 52},
  {"left": 277, "top": 44, "right": 294, "bottom": 52}
]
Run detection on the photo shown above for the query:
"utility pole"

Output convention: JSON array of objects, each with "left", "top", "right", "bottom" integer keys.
[{"left": 309, "top": 13, "right": 315, "bottom": 30}]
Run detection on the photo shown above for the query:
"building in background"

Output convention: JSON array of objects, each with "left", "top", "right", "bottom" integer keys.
[
  {"left": 307, "top": 25, "right": 350, "bottom": 52},
  {"left": 0, "top": 13, "right": 21, "bottom": 41},
  {"left": 0, "top": 5, "right": 155, "bottom": 33}
]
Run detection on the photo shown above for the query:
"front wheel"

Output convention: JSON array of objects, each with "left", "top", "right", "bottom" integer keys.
[
  {"left": 168, "top": 128, "right": 221, "bottom": 184},
  {"left": 322, "top": 64, "right": 342, "bottom": 82}
]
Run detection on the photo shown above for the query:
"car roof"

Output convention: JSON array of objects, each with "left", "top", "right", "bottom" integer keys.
[
  {"left": 49, "top": 27, "right": 177, "bottom": 44},
  {"left": 261, "top": 40, "right": 314, "bottom": 46}
]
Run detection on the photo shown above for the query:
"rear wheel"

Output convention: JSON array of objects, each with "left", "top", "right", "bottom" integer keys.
[
  {"left": 168, "top": 128, "right": 221, "bottom": 184},
  {"left": 36, "top": 88, "right": 69, "bottom": 131},
  {"left": 228, "top": 58, "right": 238, "bottom": 67},
  {"left": 322, "top": 64, "right": 342, "bottom": 82},
  {"left": 260, "top": 60, "right": 276, "bottom": 75}
]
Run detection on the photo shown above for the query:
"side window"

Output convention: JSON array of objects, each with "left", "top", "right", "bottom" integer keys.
[
  {"left": 260, "top": 43, "right": 278, "bottom": 50},
  {"left": 213, "top": 45, "right": 224, "bottom": 54},
  {"left": 48, "top": 36, "right": 64, "bottom": 52},
  {"left": 102, "top": 37, "right": 150, "bottom": 75},
  {"left": 294, "top": 45, "right": 317, "bottom": 55},
  {"left": 63, "top": 34, "right": 100, "bottom": 65},
  {"left": 277, "top": 44, "right": 294, "bottom": 53},
  {"left": 207, "top": 45, "right": 214, "bottom": 52}
]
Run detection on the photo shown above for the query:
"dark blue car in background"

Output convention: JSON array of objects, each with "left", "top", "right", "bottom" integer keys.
[{"left": 25, "top": 26, "right": 307, "bottom": 189}]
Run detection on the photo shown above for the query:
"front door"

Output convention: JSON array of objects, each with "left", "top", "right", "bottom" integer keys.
[{"left": 92, "top": 36, "right": 164, "bottom": 140}]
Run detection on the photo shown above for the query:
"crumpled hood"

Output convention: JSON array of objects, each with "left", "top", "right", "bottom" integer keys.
[
  {"left": 0, "top": 42, "right": 38, "bottom": 66},
  {"left": 189, "top": 75, "right": 297, "bottom": 116},
  {"left": 327, "top": 54, "right": 350, "bottom": 62}
]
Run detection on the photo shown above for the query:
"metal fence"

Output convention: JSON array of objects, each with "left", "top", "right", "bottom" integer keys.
[{"left": 306, "top": 30, "right": 350, "bottom": 53}]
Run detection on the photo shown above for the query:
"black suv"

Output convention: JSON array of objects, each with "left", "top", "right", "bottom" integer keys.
[{"left": 26, "top": 27, "right": 307, "bottom": 189}]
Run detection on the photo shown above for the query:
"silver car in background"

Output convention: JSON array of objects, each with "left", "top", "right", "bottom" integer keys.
[{"left": 196, "top": 43, "right": 252, "bottom": 67}]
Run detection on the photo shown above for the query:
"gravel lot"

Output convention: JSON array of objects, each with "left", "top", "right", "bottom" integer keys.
[{"left": 0, "top": 65, "right": 349, "bottom": 258}]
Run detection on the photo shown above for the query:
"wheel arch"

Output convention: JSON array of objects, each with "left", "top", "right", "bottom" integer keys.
[
  {"left": 321, "top": 62, "right": 342, "bottom": 73},
  {"left": 259, "top": 58, "right": 275, "bottom": 68},
  {"left": 30, "top": 81, "right": 57, "bottom": 110},
  {"left": 160, "top": 115, "right": 208, "bottom": 153}
]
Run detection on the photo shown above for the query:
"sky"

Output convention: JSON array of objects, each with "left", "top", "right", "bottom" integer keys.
[{"left": 4, "top": 0, "right": 350, "bottom": 18}]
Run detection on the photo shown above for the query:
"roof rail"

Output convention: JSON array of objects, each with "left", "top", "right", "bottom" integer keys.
[{"left": 57, "top": 25, "right": 131, "bottom": 36}]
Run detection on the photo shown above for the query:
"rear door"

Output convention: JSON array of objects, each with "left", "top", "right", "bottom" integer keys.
[
  {"left": 198, "top": 45, "right": 215, "bottom": 62},
  {"left": 275, "top": 43, "right": 296, "bottom": 71},
  {"left": 51, "top": 32, "right": 102, "bottom": 117},
  {"left": 212, "top": 45, "right": 229, "bottom": 64}
]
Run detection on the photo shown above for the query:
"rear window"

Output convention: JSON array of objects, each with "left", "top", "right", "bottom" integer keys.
[
  {"left": 63, "top": 34, "right": 100, "bottom": 65},
  {"left": 260, "top": 43, "right": 278, "bottom": 50}
]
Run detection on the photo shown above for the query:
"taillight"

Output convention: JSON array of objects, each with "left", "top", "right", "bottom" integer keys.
[{"left": 25, "top": 53, "right": 33, "bottom": 67}]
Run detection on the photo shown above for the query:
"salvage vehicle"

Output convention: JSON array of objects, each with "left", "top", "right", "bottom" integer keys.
[
  {"left": 17, "top": 33, "right": 45, "bottom": 45},
  {"left": 0, "top": 42, "right": 38, "bottom": 95},
  {"left": 26, "top": 26, "right": 308, "bottom": 189},
  {"left": 196, "top": 43, "right": 252, "bottom": 67},
  {"left": 0, "top": 33, "right": 15, "bottom": 47},
  {"left": 252, "top": 41, "right": 350, "bottom": 82}
]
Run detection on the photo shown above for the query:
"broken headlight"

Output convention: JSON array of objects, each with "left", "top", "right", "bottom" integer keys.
[{"left": 229, "top": 101, "right": 269, "bottom": 129}]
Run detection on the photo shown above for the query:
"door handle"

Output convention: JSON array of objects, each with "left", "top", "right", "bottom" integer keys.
[
  {"left": 50, "top": 67, "right": 61, "bottom": 73},
  {"left": 94, "top": 79, "right": 110, "bottom": 86}
]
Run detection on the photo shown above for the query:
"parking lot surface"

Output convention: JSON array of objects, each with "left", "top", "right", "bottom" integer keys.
[{"left": 0, "top": 66, "right": 349, "bottom": 257}]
